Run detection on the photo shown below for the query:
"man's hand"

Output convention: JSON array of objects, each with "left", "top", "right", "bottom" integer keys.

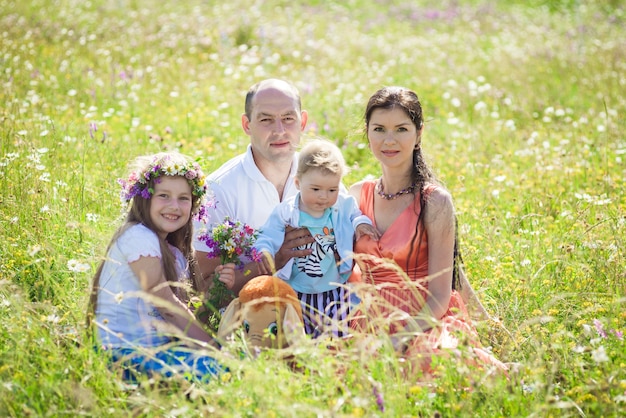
[{"left": 274, "top": 226, "right": 314, "bottom": 270}]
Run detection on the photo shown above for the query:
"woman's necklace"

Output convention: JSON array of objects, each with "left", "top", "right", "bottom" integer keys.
[{"left": 377, "top": 178, "right": 417, "bottom": 200}]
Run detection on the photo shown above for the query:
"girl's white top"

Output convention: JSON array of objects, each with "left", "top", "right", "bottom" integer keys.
[{"left": 95, "top": 223, "right": 188, "bottom": 348}]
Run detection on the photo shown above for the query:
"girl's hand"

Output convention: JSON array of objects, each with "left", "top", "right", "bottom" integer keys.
[
  {"left": 355, "top": 224, "right": 380, "bottom": 241},
  {"left": 216, "top": 263, "right": 237, "bottom": 290}
]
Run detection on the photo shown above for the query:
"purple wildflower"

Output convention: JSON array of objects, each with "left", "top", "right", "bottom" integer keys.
[
  {"left": 593, "top": 319, "right": 607, "bottom": 339},
  {"left": 612, "top": 329, "right": 623, "bottom": 340},
  {"left": 195, "top": 203, "right": 209, "bottom": 223},
  {"left": 89, "top": 122, "right": 97, "bottom": 139},
  {"left": 373, "top": 385, "right": 385, "bottom": 412},
  {"left": 249, "top": 248, "right": 262, "bottom": 263}
]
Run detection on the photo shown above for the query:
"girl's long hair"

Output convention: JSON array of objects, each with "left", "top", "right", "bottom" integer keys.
[{"left": 365, "top": 87, "right": 462, "bottom": 290}]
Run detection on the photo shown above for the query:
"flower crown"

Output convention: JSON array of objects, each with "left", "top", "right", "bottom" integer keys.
[{"left": 117, "top": 153, "right": 208, "bottom": 204}]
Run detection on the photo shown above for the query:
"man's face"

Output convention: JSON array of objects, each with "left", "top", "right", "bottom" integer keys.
[{"left": 242, "top": 85, "right": 307, "bottom": 166}]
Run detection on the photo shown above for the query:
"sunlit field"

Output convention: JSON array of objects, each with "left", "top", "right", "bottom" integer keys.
[{"left": 1, "top": 0, "right": 625, "bottom": 416}]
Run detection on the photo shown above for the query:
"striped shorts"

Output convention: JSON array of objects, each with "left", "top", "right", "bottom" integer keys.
[{"left": 298, "top": 286, "right": 351, "bottom": 338}]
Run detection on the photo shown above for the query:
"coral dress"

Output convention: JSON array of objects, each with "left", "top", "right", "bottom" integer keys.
[{"left": 351, "top": 181, "right": 507, "bottom": 374}]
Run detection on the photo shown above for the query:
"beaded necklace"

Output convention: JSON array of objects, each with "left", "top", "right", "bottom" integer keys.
[{"left": 376, "top": 178, "right": 417, "bottom": 200}]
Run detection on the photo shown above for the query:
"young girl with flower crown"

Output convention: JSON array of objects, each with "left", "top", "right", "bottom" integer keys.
[{"left": 87, "top": 152, "right": 234, "bottom": 382}]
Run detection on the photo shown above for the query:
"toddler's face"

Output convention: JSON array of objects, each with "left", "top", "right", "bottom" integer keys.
[{"left": 295, "top": 169, "right": 341, "bottom": 217}]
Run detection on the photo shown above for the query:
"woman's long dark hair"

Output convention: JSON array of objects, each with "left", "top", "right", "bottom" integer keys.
[{"left": 365, "top": 86, "right": 462, "bottom": 290}]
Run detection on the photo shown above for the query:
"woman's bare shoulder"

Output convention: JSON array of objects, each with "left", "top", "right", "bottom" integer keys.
[
  {"left": 424, "top": 185, "right": 454, "bottom": 221},
  {"left": 348, "top": 180, "right": 366, "bottom": 202},
  {"left": 427, "top": 185, "right": 452, "bottom": 205}
]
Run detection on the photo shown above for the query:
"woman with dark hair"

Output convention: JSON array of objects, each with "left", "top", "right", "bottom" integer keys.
[{"left": 349, "top": 87, "right": 507, "bottom": 375}]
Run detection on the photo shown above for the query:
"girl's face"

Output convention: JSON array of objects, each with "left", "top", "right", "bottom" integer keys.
[
  {"left": 295, "top": 168, "right": 341, "bottom": 218},
  {"left": 149, "top": 176, "right": 193, "bottom": 239},
  {"left": 367, "top": 107, "right": 420, "bottom": 170}
]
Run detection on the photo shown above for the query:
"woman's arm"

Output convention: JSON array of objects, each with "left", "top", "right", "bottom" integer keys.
[
  {"left": 131, "top": 256, "right": 217, "bottom": 347},
  {"left": 406, "top": 188, "right": 455, "bottom": 333}
]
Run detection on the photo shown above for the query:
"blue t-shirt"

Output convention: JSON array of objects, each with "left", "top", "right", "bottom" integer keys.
[{"left": 290, "top": 208, "right": 347, "bottom": 294}]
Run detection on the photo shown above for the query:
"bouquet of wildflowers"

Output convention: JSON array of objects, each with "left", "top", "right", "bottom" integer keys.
[{"left": 197, "top": 217, "right": 261, "bottom": 311}]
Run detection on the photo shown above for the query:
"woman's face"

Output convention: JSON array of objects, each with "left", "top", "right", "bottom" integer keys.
[{"left": 367, "top": 107, "right": 420, "bottom": 169}]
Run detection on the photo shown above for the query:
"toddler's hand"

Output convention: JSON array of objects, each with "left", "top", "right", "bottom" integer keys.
[
  {"left": 355, "top": 224, "right": 380, "bottom": 241},
  {"left": 216, "top": 262, "right": 236, "bottom": 290}
]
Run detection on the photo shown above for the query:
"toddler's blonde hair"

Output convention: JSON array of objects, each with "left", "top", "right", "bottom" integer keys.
[{"left": 296, "top": 139, "right": 347, "bottom": 179}]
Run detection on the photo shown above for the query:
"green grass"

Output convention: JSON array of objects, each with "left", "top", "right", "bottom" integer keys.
[{"left": 1, "top": 0, "right": 625, "bottom": 416}]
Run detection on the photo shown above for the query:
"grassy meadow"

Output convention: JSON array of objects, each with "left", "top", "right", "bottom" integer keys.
[{"left": 1, "top": 0, "right": 625, "bottom": 416}]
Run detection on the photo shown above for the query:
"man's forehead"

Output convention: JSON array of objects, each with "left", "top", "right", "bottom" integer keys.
[
  {"left": 252, "top": 88, "right": 299, "bottom": 113},
  {"left": 254, "top": 108, "right": 298, "bottom": 118}
]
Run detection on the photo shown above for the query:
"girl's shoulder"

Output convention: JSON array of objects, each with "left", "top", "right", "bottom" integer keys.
[
  {"left": 115, "top": 223, "right": 162, "bottom": 261},
  {"left": 118, "top": 223, "right": 157, "bottom": 242}
]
